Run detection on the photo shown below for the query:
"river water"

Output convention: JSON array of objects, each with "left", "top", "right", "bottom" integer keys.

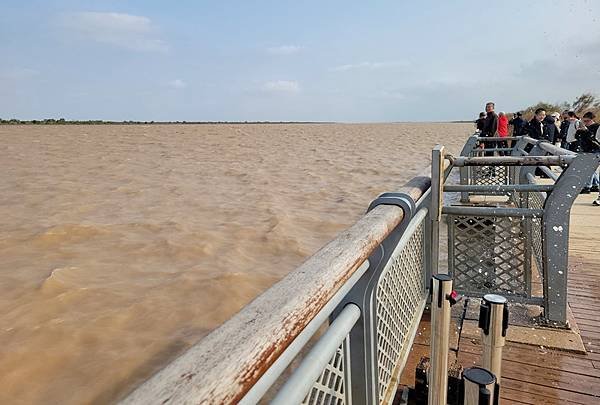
[{"left": 0, "top": 123, "right": 471, "bottom": 404}]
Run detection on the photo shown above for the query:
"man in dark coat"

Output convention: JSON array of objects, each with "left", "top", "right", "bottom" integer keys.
[
  {"left": 509, "top": 112, "right": 526, "bottom": 136},
  {"left": 575, "top": 127, "right": 600, "bottom": 203},
  {"left": 481, "top": 102, "right": 498, "bottom": 156},
  {"left": 543, "top": 115, "right": 559, "bottom": 144},
  {"left": 582, "top": 111, "right": 599, "bottom": 136},
  {"left": 580, "top": 112, "right": 600, "bottom": 195},
  {"left": 557, "top": 110, "right": 570, "bottom": 148},
  {"left": 475, "top": 112, "right": 486, "bottom": 132},
  {"left": 523, "top": 108, "right": 546, "bottom": 152}
]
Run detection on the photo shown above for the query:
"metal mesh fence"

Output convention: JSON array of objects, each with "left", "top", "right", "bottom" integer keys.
[
  {"left": 470, "top": 165, "right": 509, "bottom": 189},
  {"left": 375, "top": 220, "right": 426, "bottom": 403},
  {"left": 302, "top": 340, "right": 347, "bottom": 405},
  {"left": 448, "top": 215, "right": 529, "bottom": 298},
  {"left": 528, "top": 192, "right": 545, "bottom": 273},
  {"left": 467, "top": 147, "right": 510, "bottom": 193}
]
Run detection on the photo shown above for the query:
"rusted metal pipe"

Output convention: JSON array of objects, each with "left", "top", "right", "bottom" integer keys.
[
  {"left": 120, "top": 173, "right": 432, "bottom": 405},
  {"left": 450, "top": 155, "right": 574, "bottom": 167}
]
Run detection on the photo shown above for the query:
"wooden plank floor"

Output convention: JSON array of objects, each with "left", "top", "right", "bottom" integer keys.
[{"left": 400, "top": 192, "right": 600, "bottom": 404}]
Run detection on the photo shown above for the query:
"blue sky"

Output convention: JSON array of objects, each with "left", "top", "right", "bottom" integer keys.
[{"left": 1, "top": 0, "right": 599, "bottom": 122}]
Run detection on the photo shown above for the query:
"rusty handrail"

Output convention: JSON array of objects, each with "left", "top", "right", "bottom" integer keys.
[{"left": 120, "top": 172, "right": 432, "bottom": 404}]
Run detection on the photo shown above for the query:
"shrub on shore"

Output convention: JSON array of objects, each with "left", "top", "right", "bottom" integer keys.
[{"left": 519, "top": 92, "right": 599, "bottom": 120}]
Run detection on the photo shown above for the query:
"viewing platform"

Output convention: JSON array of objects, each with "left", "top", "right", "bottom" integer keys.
[
  {"left": 119, "top": 135, "right": 600, "bottom": 405},
  {"left": 400, "top": 191, "right": 600, "bottom": 404}
]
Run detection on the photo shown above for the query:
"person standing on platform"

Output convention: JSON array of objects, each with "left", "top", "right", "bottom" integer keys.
[
  {"left": 581, "top": 112, "right": 600, "bottom": 194},
  {"left": 475, "top": 112, "right": 486, "bottom": 132},
  {"left": 509, "top": 111, "right": 526, "bottom": 137},
  {"left": 481, "top": 102, "right": 498, "bottom": 156},
  {"left": 575, "top": 127, "right": 600, "bottom": 205},
  {"left": 497, "top": 111, "right": 509, "bottom": 155},
  {"left": 543, "top": 114, "right": 559, "bottom": 144},
  {"left": 523, "top": 108, "right": 546, "bottom": 152},
  {"left": 550, "top": 112, "right": 562, "bottom": 144},
  {"left": 565, "top": 111, "right": 583, "bottom": 152},
  {"left": 558, "top": 110, "right": 570, "bottom": 148}
]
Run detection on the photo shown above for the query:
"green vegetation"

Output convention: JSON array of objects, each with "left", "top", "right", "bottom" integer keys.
[{"left": 520, "top": 92, "right": 600, "bottom": 119}]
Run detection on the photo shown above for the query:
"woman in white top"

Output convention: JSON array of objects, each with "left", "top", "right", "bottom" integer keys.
[{"left": 565, "top": 111, "right": 583, "bottom": 151}]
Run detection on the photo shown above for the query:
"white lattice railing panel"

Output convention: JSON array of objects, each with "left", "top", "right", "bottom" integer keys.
[
  {"left": 302, "top": 341, "right": 346, "bottom": 405},
  {"left": 375, "top": 222, "right": 426, "bottom": 403}
]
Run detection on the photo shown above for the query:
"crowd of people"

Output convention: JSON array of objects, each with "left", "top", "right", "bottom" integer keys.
[{"left": 475, "top": 101, "right": 600, "bottom": 206}]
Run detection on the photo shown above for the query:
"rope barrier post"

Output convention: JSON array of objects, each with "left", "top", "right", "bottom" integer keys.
[
  {"left": 462, "top": 367, "right": 498, "bottom": 405},
  {"left": 428, "top": 274, "right": 458, "bottom": 405},
  {"left": 479, "top": 294, "right": 508, "bottom": 384}
]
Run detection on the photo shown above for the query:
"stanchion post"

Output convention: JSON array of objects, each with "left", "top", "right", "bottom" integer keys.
[
  {"left": 430, "top": 145, "right": 445, "bottom": 276},
  {"left": 462, "top": 367, "right": 498, "bottom": 405},
  {"left": 479, "top": 294, "right": 508, "bottom": 384},
  {"left": 428, "top": 274, "right": 453, "bottom": 405}
]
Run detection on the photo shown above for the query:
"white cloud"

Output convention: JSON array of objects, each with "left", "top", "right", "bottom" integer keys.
[
  {"left": 59, "top": 12, "right": 168, "bottom": 52},
  {"left": 168, "top": 79, "right": 187, "bottom": 89},
  {"left": 266, "top": 45, "right": 302, "bottom": 55},
  {"left": 331, "top": 61, "right": 409, "bottom": 72},
  {"left": 263, "top": 80, "right": 300, "bottom": 93}
]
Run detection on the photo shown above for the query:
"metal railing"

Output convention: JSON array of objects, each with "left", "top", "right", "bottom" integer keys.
[
  {"left": 119, "top": 133, "right": 597, "bottom": 404},
  {"left": 446, "top": 134, "right": 599, "bottom": 325},
  {"left": 121, "top": 169, "right": 447, "bottom": 405}
]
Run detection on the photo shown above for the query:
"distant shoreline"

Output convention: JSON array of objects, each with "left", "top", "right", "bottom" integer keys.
[
  {"left": 0, "top": 119, "right": 335, "bottom": 125},
  {"left": 0, "top": 120, "right": 469, "bottom": 125}
]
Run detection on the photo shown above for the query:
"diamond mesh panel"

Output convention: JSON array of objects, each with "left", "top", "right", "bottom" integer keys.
[
  {"left": 302, "top": 341, "right": 346, "bottom": 405},
  {"left": 450, "top": 215, "right": 528, "bottom": 297},
  {"left": 467, "top": 148, "right": 510, "bottom": 192},
  {"left": 470, "top": 165, "right": 509, "bottom": 188},
  {"left": 527, "top": 191, "right": 545, "bottom": 273},
  {"left": 375, "top": 222, "right": 426, "bottom": 403}
]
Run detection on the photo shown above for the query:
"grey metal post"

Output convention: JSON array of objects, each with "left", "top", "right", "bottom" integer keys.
[
  {"left": 479, "top": 294, "right": 508, "bottom": 384},
  {"left": 341, "top": 192, "right": 419, "bottom": 405},
  {"left": 511, "top": 137, "right": 528, "bottom": 157},
  {"left": 428, "top": 274, "right": 453, "bottom": 405},
  {"left": 459, "top": 135, "right": 479, "bottom": 202},
  {"left": 511, "top": 137, "right": 528, "bottom": 200},
  {"left": 430, "top": 145, "right": 445, "bottom": 276},
  {"left": 462, "top": 367, "right": 497, "bottom": 405},
  {"left": 542, "top": 153, "right": 600, "bottom": 325}
]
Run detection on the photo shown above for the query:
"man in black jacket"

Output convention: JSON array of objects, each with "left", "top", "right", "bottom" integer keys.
[
  {"left": 557, "top": 110, "right": 570, "bottom": 148},
  {"left": 509, "top": 112, "right": 526, "bottom": 136},
  {"left": 481, "top": 102, "right": 498, "bottom": 156},
  {"left": 582, "top": 111, "right": 599, "bottom": 136},
  {"left": 475, "top": 112, "right": 486, "bottom": 132},
  {"left": 523, "top": 108, "right": 546, "bottom": 152},
  {"left": 581, "top": 112, "right": 600, "bottom": 195},
  {"left": 543, "top": 115, "right": 559, "bottom": 144},
  {"left": 575, "top": 127, "right": 600, "bottom": 204}
]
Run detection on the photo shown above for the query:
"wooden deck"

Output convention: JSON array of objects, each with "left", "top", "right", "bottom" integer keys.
[{"left": 399, "top": 192, "right": 600, "bottom": 404}]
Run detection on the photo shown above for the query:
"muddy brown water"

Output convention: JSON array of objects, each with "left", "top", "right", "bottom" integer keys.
[{"left": 0, "top": 123, "right": 471, "bottom": 404}]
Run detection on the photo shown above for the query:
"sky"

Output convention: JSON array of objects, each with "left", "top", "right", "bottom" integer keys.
[{"left": 1, "top": 0, "right": 599, "bottom": 122}]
